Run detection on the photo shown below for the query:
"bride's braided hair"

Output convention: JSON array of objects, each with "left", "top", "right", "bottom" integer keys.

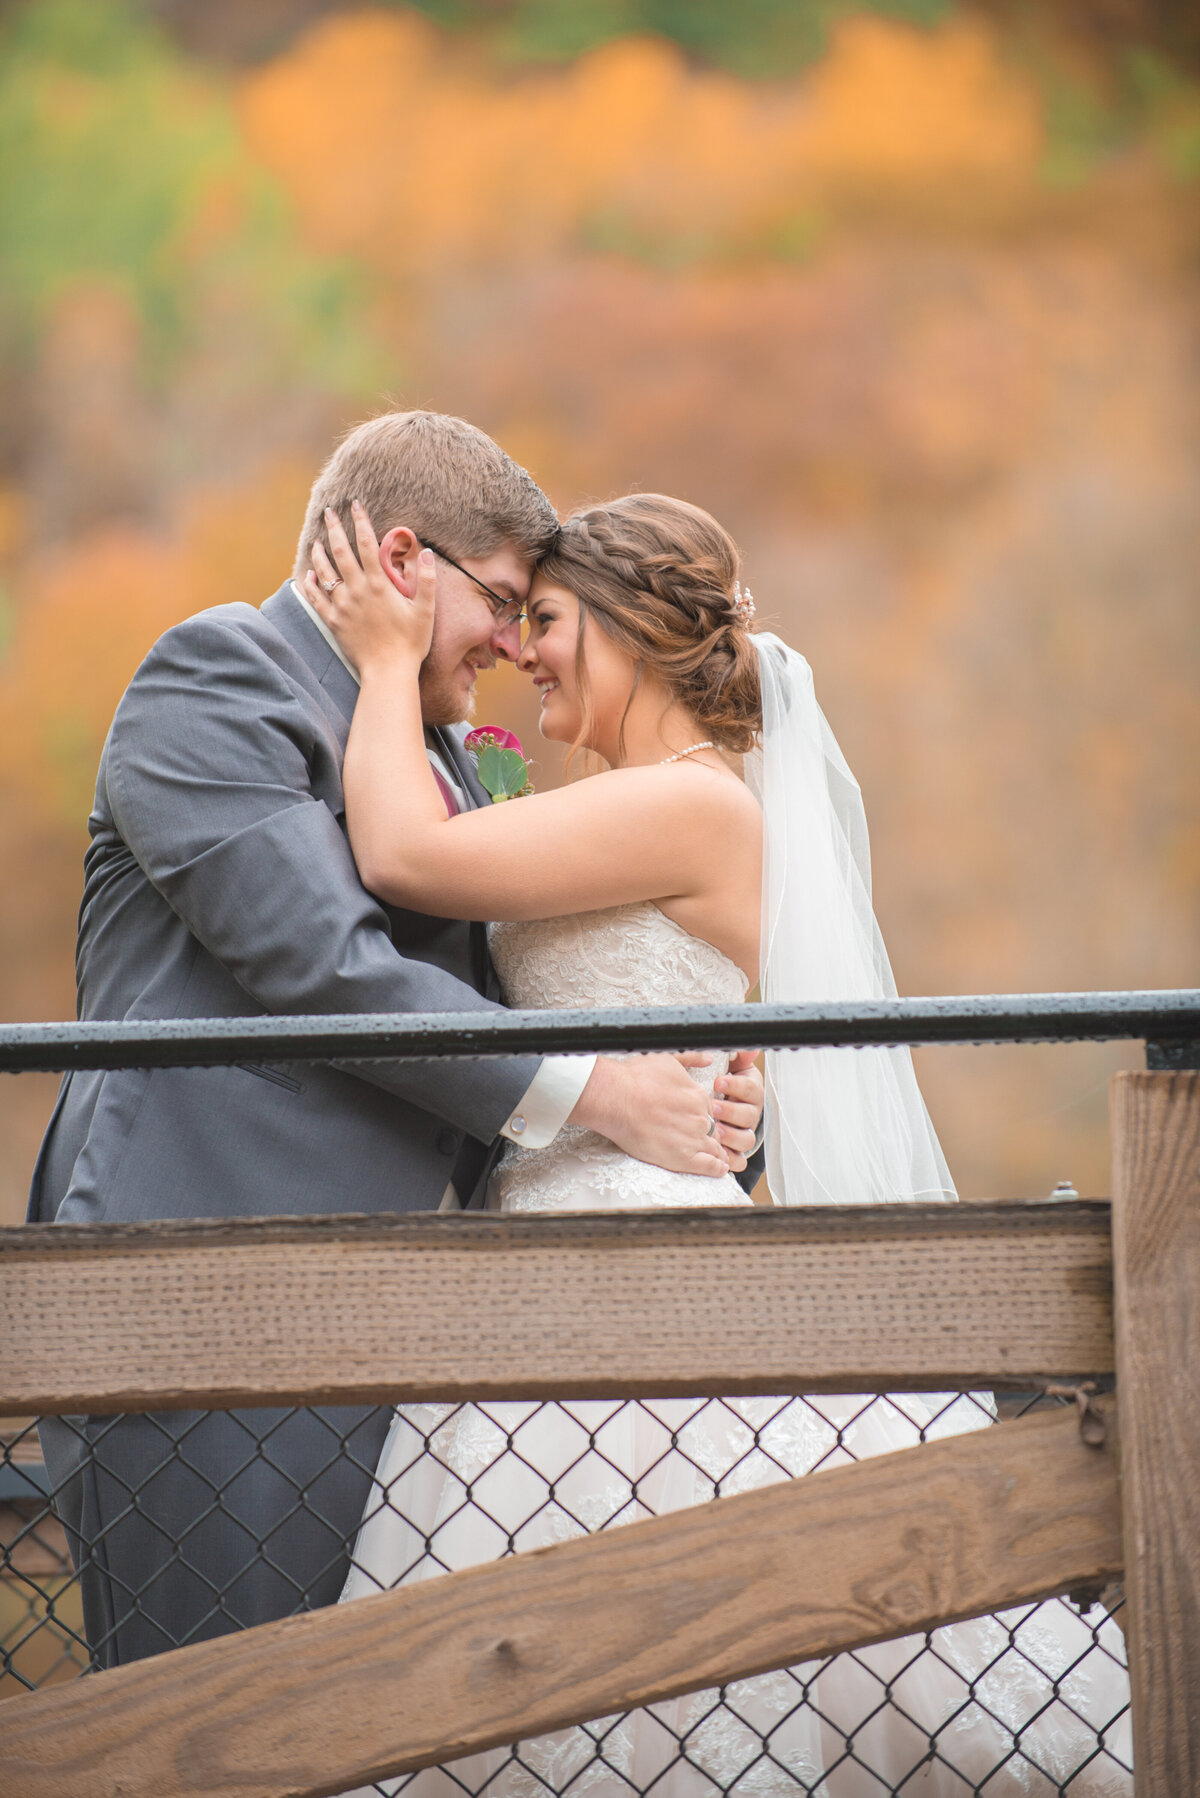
[{"left": 538, "top": 494, "right": 761, "bottom": 759}]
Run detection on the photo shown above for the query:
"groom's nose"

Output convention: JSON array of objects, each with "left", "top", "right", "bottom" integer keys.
[{"left": 490, "top": 617, "right": 524, "bottom": 662}]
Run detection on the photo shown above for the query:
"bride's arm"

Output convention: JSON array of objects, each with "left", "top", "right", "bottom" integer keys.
[
  {"left": 361, "top": 762, "right": 737, "bottom": 921},
  {"left": 307, "top": 508, "right": 756, "bottom": 925}
]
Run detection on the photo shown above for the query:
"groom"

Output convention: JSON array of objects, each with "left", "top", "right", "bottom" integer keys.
[{"left": 30, "top": 409, "right": 764, "bottom": 1669}]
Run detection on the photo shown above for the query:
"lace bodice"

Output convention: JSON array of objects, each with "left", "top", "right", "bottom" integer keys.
[{"left": 487, "top": 902, "right": 750, "bottom": 1214}]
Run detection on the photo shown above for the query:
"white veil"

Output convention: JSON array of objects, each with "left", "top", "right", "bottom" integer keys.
[{"left": 744, "top": 632, "right": 955, "bottom": 1206}]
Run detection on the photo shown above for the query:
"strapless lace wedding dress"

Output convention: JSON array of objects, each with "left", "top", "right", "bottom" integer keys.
[
  {"left": 488, "top": 903, "right": 750, "bottom": 1217},
  {"left": 340, "top": 904, "right": 1131, "bottom": 1797}
]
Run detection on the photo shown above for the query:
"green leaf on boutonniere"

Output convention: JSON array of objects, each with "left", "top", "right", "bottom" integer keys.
[{"left": 472, "top": 741, "right": 534, "bottom": 802}]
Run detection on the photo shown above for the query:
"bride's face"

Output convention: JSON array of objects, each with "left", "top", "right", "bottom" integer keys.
[{"left": 517, "top": 577, "right": 637, "bottom": 751}]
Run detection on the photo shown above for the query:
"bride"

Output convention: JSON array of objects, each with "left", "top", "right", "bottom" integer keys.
[{"left": 306, "top": 496, "right": 1131, "bottom": 1795}]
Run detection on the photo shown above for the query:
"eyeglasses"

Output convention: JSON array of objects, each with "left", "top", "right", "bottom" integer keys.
[{"left": 423, "top": 543, "right": 526, "bottom": 629}]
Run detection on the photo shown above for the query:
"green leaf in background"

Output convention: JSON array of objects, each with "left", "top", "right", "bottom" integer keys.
[
  {"left": 387, "top": 0, "right": 1200, "bottom": 183},
  {"left": 400, "top": 0, "right": 952, "bottom": 78},
  {"left": 0, "top": 0, "right": 391, "bottom": 396}
]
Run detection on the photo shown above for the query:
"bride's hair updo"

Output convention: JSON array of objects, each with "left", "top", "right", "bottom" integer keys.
[{"left": 536, "top": 493, "right": 761, "bottom": 759}]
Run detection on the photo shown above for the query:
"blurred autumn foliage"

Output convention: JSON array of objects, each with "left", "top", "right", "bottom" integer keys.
[{"left": 1, "top": 0, "right": 1197, "bottom": 1218}]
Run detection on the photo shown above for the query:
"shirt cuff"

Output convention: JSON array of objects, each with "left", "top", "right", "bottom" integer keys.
[{"left": 501, "top": 1055, "right": 596, "bottom": 1149}]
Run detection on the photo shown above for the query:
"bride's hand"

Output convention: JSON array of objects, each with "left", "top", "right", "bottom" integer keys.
[
  {"left": 304, "top": 502, "right": 436, "bottom": 673},
  {"left": 710, "top": 1051, "right": 764, "bottom": 1172}
]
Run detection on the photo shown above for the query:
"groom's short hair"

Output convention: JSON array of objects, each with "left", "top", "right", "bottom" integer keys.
[{"left": 294, "top": 409, "right": 559, "bottom": 577}]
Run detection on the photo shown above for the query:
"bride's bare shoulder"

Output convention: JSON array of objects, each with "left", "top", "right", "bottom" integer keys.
[{"left": 586, "top": 762, "right": 761, "bottom": 837}]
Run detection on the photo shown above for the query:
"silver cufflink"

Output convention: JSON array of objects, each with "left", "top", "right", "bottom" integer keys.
[{"left": 510, "top": 1115, "right": 527, "bottom": 1135}]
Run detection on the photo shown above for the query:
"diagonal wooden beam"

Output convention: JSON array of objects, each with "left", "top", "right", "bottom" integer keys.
[
  {"left": 0, "top": 1400, "right": 1122, "bottom": 1798},
  {"left": 0, "top": 1201, "right": 1114, "bottom": 1413}
]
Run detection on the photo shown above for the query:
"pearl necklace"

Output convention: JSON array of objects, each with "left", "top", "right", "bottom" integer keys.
[{"left": 660, "top": 740, "right": 715, "bottom": 765}]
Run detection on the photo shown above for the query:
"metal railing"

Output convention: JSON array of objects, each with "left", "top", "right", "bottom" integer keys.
[{"left": 1, "top": 987, "right": 1198, "bottom": 1071}]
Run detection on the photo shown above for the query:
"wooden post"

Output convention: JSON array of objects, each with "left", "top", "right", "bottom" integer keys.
[{"left": 1110, "top": 1070, "right": 1200, "bottom": 1790}]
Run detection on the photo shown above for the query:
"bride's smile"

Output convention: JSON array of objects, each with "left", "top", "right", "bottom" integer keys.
[
  {"left": 517, "top": 582, "right": 605, "bottom": 750},
  {"left": 518, "top": 575, "right": 737, "bottom": 771}
]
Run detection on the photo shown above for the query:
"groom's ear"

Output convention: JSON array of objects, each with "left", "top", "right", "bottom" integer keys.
[{"left": 377, "top": 525, "right": 423, "bottom": 598}]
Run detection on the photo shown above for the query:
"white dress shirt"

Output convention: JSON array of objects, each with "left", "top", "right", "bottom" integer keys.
[{"left": 290, "top": 583, "right": 594, "bottom": 1160}]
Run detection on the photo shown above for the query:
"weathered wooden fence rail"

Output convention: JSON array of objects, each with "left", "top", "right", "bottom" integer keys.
[
  {"left": 1, "top": 998, "right": 1197, "bottom": 1795},
  {"left": 0, "top": 1200, "right": 1113, "bottom": 1414}
]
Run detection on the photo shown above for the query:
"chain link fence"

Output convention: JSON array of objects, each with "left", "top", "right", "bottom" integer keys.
[{"left": 2, "top": 1389, "right": 1132, "bottom": 1795}]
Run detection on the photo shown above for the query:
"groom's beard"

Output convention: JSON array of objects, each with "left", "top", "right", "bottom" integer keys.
[{"left": 418, "top": 658, "right": 479, "bottom": 728}]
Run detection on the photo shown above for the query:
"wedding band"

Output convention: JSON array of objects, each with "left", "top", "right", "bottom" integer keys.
[
  {"left": 322, "top": 577, "right": 343, "bottom": 595},
  {"left": 706, "top": 1116, "right": 717, "bottom": 1138}
]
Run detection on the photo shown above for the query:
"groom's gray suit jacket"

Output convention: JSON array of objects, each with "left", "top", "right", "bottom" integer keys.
[
  {"left": 30, "top": 581, "right": 540, "bottom": 1230},
  {"left": 30, "top": 581, "right": 543, "bottom": 1666}
]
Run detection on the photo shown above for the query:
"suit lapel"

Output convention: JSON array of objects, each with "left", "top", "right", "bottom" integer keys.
[
  {"left": 430, "top": 727, "right": 499, "bottom": 999},
  {"left": 434, "top": 725, "right": 492, "bottom": 811},
  {"left": 261, "top": 582, "right": 360, "bottom": 731}
]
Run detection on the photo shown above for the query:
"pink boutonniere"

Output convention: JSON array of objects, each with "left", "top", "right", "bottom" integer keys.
[{"left": 463, "top": 727, "right": 535, "bottom": 802}]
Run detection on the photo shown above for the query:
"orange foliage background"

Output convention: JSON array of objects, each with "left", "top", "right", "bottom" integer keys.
[{"left": 1, "top": 3, "right": 1197, "bottom": 1219}]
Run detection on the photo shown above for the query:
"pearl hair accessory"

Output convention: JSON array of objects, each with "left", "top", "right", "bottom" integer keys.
[{"left": 732, "top": 580, "right": 756, "bottom": 622}]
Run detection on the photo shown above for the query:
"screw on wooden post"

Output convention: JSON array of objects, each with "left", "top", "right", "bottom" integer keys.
[{"left": 1110, "top": 1063, "right": 1200, "bottom": 1790}]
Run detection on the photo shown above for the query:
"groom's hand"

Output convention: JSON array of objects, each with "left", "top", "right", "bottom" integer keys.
[{"left": 569, "top": 1055, "right": 729, "bottom": 1179}]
